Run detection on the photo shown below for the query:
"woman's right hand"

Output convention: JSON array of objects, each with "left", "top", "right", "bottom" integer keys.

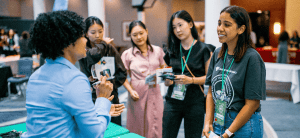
[
  {"left": 95, "top": 76, "right": 113, "bottom": 99},
  {"left": 164, "top": 79, "right": 173, "bottom": 86},
  {"left": 102, "top": 37, "right": 114, "bottom": 44},
  {"left": 203, "top": 123, "right": 214, "bottom": 138},
  {"left": 130, "top": 90, "right": 139, "bottom": 101}
]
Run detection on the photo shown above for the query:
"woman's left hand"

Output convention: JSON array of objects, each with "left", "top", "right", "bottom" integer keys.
[
  {"left": 174, "top": 75, "right": 193, "bottom": 85},
  {"left": 109, "top": 103, "right": 125, "bottom": 117}
]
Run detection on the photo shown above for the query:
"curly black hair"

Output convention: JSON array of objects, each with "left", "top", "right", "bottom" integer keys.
[{"left": 29, "top": 10, "right": 85, "bottom": 60}]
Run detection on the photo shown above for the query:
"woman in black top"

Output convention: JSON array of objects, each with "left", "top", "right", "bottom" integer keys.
[
  {"left": 79, "top": 16, "right": 127, "bottom": 126},
  {"left": 20, "top": 31, "right": 33, "bottom": 58},
  {"left": 163, "top": 10, "right": 211, "bottom": 138},
  {"left": 290, "top": 30, "right": 300, "bottom": 49}
]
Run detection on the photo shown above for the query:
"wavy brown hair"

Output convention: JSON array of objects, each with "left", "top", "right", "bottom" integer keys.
[{"left": 218, "top": 6, "right": 255, "bottom": 62}]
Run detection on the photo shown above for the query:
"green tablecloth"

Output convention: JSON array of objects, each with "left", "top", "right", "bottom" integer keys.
[
  {"left": 112, "top": 133, "right": 145, "bottom": 138},
  {"left": 0, "top": 122, "right": 144, "bottom": 138}
]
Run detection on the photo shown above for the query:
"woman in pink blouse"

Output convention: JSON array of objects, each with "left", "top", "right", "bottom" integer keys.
[{"left": 121, "top": 20, "right": 165, "bottom": 138}]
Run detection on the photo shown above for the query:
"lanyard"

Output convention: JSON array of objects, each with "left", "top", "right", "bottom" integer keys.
[
  {"left": 221, "top": 49, "right": 234, "bottom": 92},
  {"left": 180, "top": 39, "right": 195, "bottom": 74}
]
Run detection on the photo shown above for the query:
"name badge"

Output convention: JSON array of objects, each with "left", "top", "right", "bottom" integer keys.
[
  {"left": 171, "top": 84, "right": 186, "bottom": 101},
  {"left": 214, "top": 99, "right": 227, "bottom": 126}
]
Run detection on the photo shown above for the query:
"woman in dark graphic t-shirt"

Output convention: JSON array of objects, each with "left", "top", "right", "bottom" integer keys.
[{"left": 204, "top": 6, "right": 266, "bottom": 138}]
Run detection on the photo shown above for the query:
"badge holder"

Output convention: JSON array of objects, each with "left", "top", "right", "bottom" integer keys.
[
  {"left": 214, "top": 92, "right": 228, "bottom": 126},
  {"left": 171, "top": 83, "right": 186, "bottom": 101}
]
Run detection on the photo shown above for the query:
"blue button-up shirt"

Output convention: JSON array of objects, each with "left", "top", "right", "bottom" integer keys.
[{"left": 22, "top": 57, "right": 111, "bottom": 138}]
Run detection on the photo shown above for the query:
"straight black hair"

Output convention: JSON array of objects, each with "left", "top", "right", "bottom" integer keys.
[
  {"left": 128, "top": 20, "right": 153, "bottom": 56},
  {"left": 84, "top": 16, "right": 104, "bottom": 48},
  {"left": 167, "top": 10, "right": 199, "bottom": 56}
]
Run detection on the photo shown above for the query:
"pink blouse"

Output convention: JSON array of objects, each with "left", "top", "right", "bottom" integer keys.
[{"left": 121, "top": 45, "right": 165, "bottom": 80}]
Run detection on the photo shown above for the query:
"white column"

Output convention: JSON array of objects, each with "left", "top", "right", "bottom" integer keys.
[
  {"left": 137, "top": 11, "right": 145, "bottom": 23},
  {"left": 33, "top": 0, "right": 46, "bottom": 20},
  {"left": 205, "top": 0, "right": 230, "bottom": 48},
  {"left": 88, "top": 0, "right": 106, "bottom": 37}
]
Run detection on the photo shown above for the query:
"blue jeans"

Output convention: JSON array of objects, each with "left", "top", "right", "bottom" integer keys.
[{"left": 213, "top": 111, "right": 263, "bottom": 138}]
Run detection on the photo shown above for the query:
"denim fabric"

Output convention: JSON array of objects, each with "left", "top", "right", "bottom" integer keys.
[
  {"left": 213, "top": 111, "right": 263, "bottom": 138},
  {"left": 163, "top": 100, "right": 205, "bottom": 138}
]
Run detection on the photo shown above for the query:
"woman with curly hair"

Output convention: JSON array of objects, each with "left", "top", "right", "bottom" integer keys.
[
  {"left": 22, "top": 10, "right": 124, "bottom": 138},
  {"left": 79, "top": 16, "right": 127, "bottom": 126}
]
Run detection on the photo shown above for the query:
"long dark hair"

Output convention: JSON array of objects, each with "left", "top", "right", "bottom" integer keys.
[
  {"left": 218, "top": 6, "right": 254, "bottom": 62},
  {"left": 167, "top": 10, "right": 199, "bottom": 56},
  {"left": 128, "top": 20, "right": 153, "bottom": 56},
  {"left": 22, "top": 31, "right": 30, "bottom": 39},
  {"left": 84, "top": 16, "right": 104, "bottom": 48},
  {"left": 279, "top": 31, "right": 289, "bottom": 42}
]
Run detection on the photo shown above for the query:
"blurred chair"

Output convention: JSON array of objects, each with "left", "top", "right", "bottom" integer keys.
[{"left": 7, "top": 57, "right": 33, "bottom": 99}]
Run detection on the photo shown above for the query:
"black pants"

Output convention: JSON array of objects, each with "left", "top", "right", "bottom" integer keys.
[
  {"left": 162, "top": 100, "right": 205, "bottom": 138},
  {"left": 92, "top": 90, "right": 122, "bottom": 126}
]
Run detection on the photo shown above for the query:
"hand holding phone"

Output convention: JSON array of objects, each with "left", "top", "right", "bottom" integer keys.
[{"left": 94, "top": 75, "right": 113, "bottom": 99}]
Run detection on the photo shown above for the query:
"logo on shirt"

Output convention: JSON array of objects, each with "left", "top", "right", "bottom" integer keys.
[
  {"left": 215, "top": 66, "right": 237, "bottom": 74},
  {"left": 211, "top": 74, "right": 234, "bottom": 107}
]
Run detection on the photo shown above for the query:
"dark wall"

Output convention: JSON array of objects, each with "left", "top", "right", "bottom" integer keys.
[
  {"left": 0, "top": 19, "right": 34, "bottom": 36},
  {"left": 231, "top": 0, "right": 285, "bottom": 47}
]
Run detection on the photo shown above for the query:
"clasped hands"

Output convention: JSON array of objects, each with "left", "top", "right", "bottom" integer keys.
[{"left": 93, "top": 75, "right": 125, "bottom": 117}]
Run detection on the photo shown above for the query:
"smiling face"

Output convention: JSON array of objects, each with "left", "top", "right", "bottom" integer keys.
[
  {"left": 86, "top": 23, "right": 103, "bottom": 46},
  {"left": 172, "top": 17, "right": 193, "bottom": 41},
  {"left": 130, "top": 25, "right": 148, "bottom": 47},
  {"left": 217, "top": 12, "right": 245, "bottom": 46},
  {"left": 71, "top": 36, "right": 88, "bottom": 60}
]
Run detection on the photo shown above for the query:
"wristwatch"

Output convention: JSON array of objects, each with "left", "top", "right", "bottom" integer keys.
[{"left": 225, "top": 129, "right": 234, "bottom": 137}]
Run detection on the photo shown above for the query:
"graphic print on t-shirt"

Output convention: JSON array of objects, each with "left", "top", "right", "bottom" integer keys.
[{"left": 211, "top": 74, "right": 234, "bottom": 108}]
